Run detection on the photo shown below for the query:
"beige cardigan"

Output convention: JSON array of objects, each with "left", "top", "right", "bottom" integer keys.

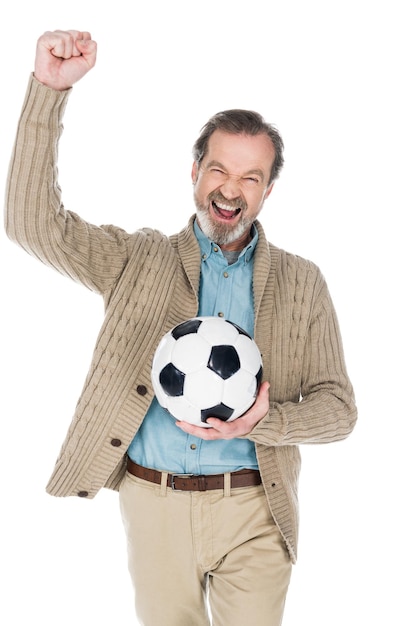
[{"left": 4, "top": 76, "right": 357, "bottom": 562}]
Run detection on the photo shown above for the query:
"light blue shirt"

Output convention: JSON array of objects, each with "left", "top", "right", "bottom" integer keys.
[{"left": 127, "top": 221, "right": 259, "bottom": 473}]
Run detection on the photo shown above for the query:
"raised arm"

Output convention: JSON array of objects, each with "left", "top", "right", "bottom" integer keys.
[{"left": 4, "top": 30, "right": 131, "bottom": 295}]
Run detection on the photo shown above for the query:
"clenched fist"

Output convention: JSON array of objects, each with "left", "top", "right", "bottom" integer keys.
[{"left": 34, "top": 30, "right": 97, "bottom": 91}]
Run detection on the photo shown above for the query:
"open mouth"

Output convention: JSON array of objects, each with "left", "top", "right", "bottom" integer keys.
[{"left": 212, "top": 200, "right": 242, "bottom": 220}]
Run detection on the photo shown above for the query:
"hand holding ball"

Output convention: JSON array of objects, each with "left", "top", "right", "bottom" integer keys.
[{"left": 151, "top": 317, "right": 263, "bottom": 427}]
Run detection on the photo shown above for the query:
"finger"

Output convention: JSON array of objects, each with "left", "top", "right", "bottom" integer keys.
[
  {"left": 44, "top": 30, "right": 87, "bottom": 59},
  {"left": 203, "top": 419, "right": 239, "bottom": 439},
  {"left": 74, "top": 37, "right": 97, "bottom": 69},
  {"left": 204, "top": 417, "right": 229, "bottom": 430},
  {"left": 175, "top": 421, "right": 219, "bottom": 440},
  {"left": 39, "top": 30, "right": 75, "bottom": 59},
  {"left": 68, "top": 30, "right": 93, "bottom": 56}
]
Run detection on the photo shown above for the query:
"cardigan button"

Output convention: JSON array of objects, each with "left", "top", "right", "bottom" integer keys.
[
  {"left": 77, "top": 490, "right": 89, "bottom": 498},
  {"left": 136, "top": 384, "right": 147, "bottom": 396},
  {"left": 110, "top": 438, "right": 122, "bottom": 447}
]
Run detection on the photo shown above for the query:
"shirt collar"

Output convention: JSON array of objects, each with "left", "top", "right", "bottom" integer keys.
[{"left": 193, "top": 219, "right": 258, "bottom": 264}]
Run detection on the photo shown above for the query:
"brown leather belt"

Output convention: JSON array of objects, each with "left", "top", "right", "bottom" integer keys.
[{"left": 127, "top": 458, "right": 261, "bottom": 491}]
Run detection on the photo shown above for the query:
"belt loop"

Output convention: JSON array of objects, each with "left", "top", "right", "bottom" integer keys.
[
  {"left": 160, "top": 471, "right": 168, "bottom": 496},
  {"left": 224, "top": 472, "right": 231, "bottom": 497}
]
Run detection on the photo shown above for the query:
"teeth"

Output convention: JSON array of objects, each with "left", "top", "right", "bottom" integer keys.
[{"left": 215, "top": 201, "right": 237, "bottom": 212}]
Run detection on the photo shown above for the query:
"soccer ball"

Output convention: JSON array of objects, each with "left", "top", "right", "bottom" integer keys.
[{"left": 151, "top": 316, "right": 263, "bottom": 427}]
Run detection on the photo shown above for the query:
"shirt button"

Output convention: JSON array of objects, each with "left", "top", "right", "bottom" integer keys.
[
  {"left": 218, "top": 312, "right": 224, "bottom": 318},
  {"left": 223, "top": 272, "right": 229, "bottom": 278},
  {"left": 190, "top": 444, "right": 197, "bottom": 450},
  {"left": 202, "top": 253, "right": 207, "bottom": 260},
  {"left": 213, "top": 246, "right": 219, "bottom": 253}
]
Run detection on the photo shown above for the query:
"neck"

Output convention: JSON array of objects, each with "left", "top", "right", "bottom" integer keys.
[{"left": 220, "top": 228, "right": 253, "bottom": 252}]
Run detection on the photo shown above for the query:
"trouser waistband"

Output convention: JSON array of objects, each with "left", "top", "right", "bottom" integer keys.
[{"left": 126, "top": 458, "right": 262, "bottom": 491}]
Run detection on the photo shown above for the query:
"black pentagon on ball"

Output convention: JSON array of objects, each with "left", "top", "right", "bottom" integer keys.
[
  {"left": 208, "top": 345, "right": 240, "bottom": 379},
  {"left": 172, "top": 318, "right": 202, "bottom": 339},
  {"left": 159, "top": 362, "right": 185, "bottom": 396},
  {"left": 201, "top": 403, "right": 235, "bottom": 423}
]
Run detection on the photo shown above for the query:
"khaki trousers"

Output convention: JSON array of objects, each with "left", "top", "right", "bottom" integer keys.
[{"left": 119, "top": 470, "right": 292, "bottom": 626}]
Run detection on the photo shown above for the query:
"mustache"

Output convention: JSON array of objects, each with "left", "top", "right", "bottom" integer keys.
[{"left": 208, "top": 190, "right": 247, "bottom": 213}]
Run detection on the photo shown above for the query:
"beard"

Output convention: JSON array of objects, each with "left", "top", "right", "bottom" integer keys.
[{"left": 194, "top": 189, "right": 253, "bottom": 247}]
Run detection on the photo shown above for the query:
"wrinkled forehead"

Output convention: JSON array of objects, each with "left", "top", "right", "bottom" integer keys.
[{"left": 203, "top": 130, "right": 275, "bottom": 178}]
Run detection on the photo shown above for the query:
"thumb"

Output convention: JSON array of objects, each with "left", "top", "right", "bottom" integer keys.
[{"left": 259, "top": 380, "right": 271, "bottom": 397}]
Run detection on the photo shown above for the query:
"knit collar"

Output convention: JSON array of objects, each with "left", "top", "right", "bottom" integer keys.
[{"left": 172, "top": 215, "right": 273, "bottom": 310}]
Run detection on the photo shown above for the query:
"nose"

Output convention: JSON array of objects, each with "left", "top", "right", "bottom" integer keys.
[{"left": 220, "top": 175, "right": 241, "bottom": 200}]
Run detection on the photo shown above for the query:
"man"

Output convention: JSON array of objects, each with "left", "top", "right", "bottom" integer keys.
[{"left": 4, "top": 30, "right": 357, "bottom": 626}]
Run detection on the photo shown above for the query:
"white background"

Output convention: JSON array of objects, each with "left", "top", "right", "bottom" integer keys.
[{"left": 1, "top": 1, "right": 417, "bottom": 624}]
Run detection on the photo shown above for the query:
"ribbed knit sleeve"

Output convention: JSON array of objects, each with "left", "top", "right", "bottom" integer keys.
[
  {"left": 250, "top": 253, "right": 357, "bottom": 446},
  {"left": 4, "top": 75, "right": 129, "bottom": 294}
]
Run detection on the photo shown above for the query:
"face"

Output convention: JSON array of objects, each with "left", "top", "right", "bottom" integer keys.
[{"left": 192, "top": 130, "right": 275, "bottom": 251}]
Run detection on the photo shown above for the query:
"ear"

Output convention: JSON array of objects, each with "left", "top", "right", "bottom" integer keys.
[
  {"left": 191, "top": 161, "right": 198, "bottom": 185},
  {"left": 264, "top": 182, "right": 275, "bottom": 199}
]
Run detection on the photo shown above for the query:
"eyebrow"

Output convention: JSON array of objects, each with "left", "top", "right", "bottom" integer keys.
[{"left": 205, "top": 160, "right": 266, "bottom": 182}]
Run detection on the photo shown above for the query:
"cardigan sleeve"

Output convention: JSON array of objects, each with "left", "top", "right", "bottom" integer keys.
[
  {"left": 4, "top": 75, "right": 130, "bottom": 295},
  {"left": 249, "top": 271, "right": 357, "bottom": 446}
]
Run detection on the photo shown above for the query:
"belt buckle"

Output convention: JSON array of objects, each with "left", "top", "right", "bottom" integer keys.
[{"left": 170, "top": 473, "right": 194, "bottom": 490}]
